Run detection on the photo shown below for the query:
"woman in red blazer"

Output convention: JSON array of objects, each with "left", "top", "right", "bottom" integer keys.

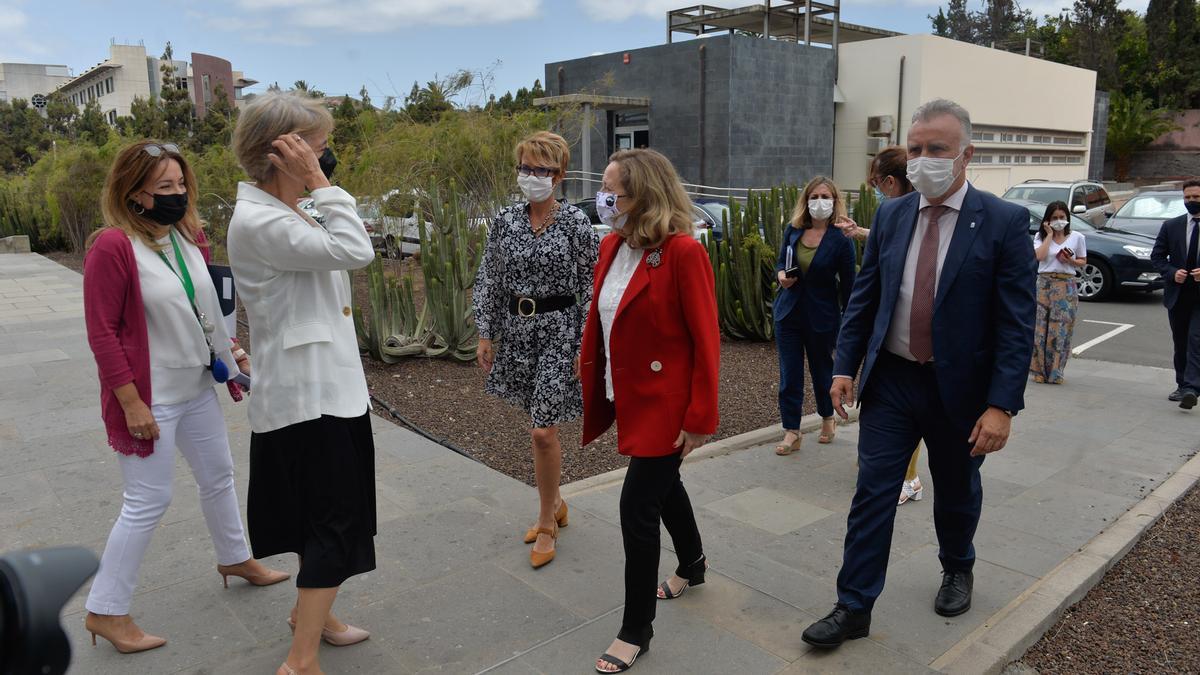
[{"left": 581, "top": 149, "right": 720, "bottom": 673}]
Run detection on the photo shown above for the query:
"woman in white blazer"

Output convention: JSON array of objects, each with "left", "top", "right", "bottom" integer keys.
[{"left": 227, "top": 92, "right": 377, "bottom": 675}]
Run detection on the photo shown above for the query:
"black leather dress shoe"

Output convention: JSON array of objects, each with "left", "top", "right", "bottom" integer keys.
[
  {"left": 801, "top": 604, "right": 871, "bottom": 648},
  {"left": 1181, "top": 390, "right": 1198, "bottom": 410},
  {"left": 935, "top": 570, "right": 973, "bottom": 617},
  {"left": 1169, "top": 388, "right": 1185, "bottom": 402}
]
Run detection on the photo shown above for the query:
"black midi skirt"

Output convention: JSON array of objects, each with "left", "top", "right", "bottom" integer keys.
[{"left": 247, "top": 411, "right": 377, "bottom": 588}]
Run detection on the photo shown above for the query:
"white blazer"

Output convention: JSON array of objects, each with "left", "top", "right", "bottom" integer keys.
[{"left": 227, "top": 183, "right": 376, "bottom": 433}]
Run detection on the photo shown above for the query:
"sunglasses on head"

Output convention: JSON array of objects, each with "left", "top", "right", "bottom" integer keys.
[
  {"left": 142, "top": 143, "right": 181, "bottom": 158},
  {"left": 516, "top": 164, "right": 559, "bottom": 178}
]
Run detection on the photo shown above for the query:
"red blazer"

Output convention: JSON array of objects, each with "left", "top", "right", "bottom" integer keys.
[{"left": 581, "top": 232, "right": 720, "bottom": 457}]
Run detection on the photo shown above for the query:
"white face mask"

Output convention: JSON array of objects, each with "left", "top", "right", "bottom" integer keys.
[
  {"left": 1049, "top": 219, "right": 1068, "bottom": 232},
  {"left": 518, "top": 174, "right": 555, "bottom": 203},
  {"left": 808, "top": 198, "right": 834, "bottom": 221},
  {"left": 906, "top": 151, "right": 964, "bottom": 200},
  {"left": 595, "top": 191, "right": 628, "bottom": 231}
]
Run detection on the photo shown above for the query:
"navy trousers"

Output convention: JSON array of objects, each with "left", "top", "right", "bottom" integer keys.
[
  {"left": 1168, "top": 292, "right": 1200, "bottom": 392},
  {"left": 836, "top": 352, "right": 985, "bottom": 612},
  {"left": 775, "top": 308, "right": 836, "bottom": 427}
]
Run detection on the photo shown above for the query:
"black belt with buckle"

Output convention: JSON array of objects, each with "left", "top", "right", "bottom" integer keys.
[{"left": 508, "top": 294, "right": 576, "bottom": 317}]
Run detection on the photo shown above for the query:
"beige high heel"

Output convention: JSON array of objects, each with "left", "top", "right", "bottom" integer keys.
[
  {"left": 818, "top": 418, "right": 837, "bottom": 444},
  {"left": 217, "top": 561, "right": 291, "bottom": 588},
  {"left": 775, "top": 431, "right": 802, "bottom": 456},
  {"left": 524, "top": 500, "right": 568, "bottom": 544},
  {"left": 286, "top": 616, "right": 371, "bottom": 646},
  {"left": 84, "top": 613, "right": 167, "bottom": 654}
]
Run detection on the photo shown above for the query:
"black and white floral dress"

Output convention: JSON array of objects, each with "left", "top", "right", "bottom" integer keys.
[{"left": 474, "top": 202, "right": 600, "bottom": 428}]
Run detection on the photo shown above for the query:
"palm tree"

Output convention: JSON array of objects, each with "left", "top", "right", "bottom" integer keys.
[{"left": 1106, "top": 91, "right": 1179, "bottom": 181}]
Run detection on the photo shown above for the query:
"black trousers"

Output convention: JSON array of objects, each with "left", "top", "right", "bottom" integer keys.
[
  {"left": 618, "top": 452, "right": 704, "bottom": 644},
  {"left": 1168, "top": 292, "right": 1200, "bottom": 392}
]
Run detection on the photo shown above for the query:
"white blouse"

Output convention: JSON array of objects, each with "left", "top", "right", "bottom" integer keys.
[
  {"left": 1034, "top": 231, "right": 1087, "bottom": 275},
  {"left": 132, "top": 231, "right": 214, "bottom": 406},
  {"left": 598, "top": 241, "right": 642, "bottom": 401}
]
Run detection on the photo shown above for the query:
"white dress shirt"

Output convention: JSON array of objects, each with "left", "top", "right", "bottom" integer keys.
[
  {"left": 227, "top": 183, "right": 376, "bottom": 433},
  {"left": 598, "top": 241, "right": 642, "bottom": 401},
  {"left": 883, "top": 180, "right": 971, "bottom": 362}
]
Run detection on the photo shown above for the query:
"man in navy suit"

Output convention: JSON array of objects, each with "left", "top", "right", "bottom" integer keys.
[
  {"left": 1150, "top": 178, "right": 1200, "bottom": 409},
  {"left": 802, "top": 99, "right": 1037, "bottom": 648}
]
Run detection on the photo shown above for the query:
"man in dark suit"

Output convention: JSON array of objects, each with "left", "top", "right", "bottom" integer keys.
[
  {"left": 1150, "top": 178, "right": 1200, "bottom": 409},
  {"left": 802, "top": 99, "right": 1037, "bottom": 648}
]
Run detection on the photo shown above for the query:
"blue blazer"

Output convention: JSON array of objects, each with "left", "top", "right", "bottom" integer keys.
[
  {"left": 773, "top": 225, "right": 857, "bottom": 333},
  {"left": 1151, "top": 214, "right": 1197, "bottom": 311},
  {"left": 833, "top": 186, "right": 1037, "bottom": 419}
]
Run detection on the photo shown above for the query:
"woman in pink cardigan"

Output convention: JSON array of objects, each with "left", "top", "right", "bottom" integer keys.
[{"left": 81, "top": 141, "right": 288, "bottom": 654}]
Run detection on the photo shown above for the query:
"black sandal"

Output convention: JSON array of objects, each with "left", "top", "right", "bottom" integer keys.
[
  {"left": 595, "top": 647, "right": 644, "bottom": 673},
  {"left": 657, "top": 554, "right": 707, "bottom": 600}
]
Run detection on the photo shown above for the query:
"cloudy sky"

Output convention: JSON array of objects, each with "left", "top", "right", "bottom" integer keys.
[{"left": 0, "top": 0, "right": 1151, "bottom": 105}]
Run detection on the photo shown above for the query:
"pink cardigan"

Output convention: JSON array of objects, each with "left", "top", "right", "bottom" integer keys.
[{"left": 83, "top": 227, "right": 241, "bottom": 457}]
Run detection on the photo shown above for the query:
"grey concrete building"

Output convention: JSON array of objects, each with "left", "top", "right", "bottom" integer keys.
[
  {"left": 0, "top": 62, "right": 72, "bottom": 112},
  {"left": 543, "top": 35, "right": 836, "bottom": 199}
]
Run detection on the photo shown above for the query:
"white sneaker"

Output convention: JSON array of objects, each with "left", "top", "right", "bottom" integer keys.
[{"left": 898, "top": 476, "right": 923, "bottom": 505}]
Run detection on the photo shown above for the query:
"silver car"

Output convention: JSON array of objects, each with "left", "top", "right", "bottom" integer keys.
[{"left": 1003, "top": 180, "right": 1114, "bottom": 227}]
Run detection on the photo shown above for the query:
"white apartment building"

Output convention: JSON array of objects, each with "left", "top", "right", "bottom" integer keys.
[
  {"left": 56, "top": 43, "right": 256, "bottom": 125},
  {"left": 835, "top": 34, "right": 1098, "bottom": 196}
]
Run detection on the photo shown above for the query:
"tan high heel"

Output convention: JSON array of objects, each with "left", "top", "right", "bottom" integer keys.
[
  {"left": 523, "top": 500, "right": 568, "bottom": 544},
  {"left": 775, "top": 432, "right": 802, "bottom": 456},
  {"left": 84, "top": 613, "right": 167, "bottom": 654},
  {"left": 530, "top": 525, "right": 558, "bottom": 568},
  {"left": 217, "top": 561, "right": 291, "bottom": 588},
  {"left": 818, "top": 418, "right": 837, "bottom": 444},
  {"left": 286, "top": 616, "right": 371, "bottom": 646}
]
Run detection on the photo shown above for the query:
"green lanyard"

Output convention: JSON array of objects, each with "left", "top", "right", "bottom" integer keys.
[{"left": 156, "top": 229, "right": 195, "bottom": 304}]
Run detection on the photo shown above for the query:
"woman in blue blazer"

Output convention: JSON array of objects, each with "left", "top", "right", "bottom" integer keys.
[{"left": 773, "top": 176, "right": 857, "bottom": 456}]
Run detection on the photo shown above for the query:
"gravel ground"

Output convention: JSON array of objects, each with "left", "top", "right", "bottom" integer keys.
[{"left": 1018, "top": 484, "right": 1200, "bottom": 674}]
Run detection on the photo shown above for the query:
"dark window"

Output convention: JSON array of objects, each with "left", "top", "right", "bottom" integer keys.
[{"left": 1071, "top": 187, "right": 1087, "bottom": 208}]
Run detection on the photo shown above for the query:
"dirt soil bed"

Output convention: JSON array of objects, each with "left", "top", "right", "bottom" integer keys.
[{"left": 1018, "top": 484, "right": 1200, "bottom": 673}]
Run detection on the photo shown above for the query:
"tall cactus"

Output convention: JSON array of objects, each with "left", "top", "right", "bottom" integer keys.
[
  {"left": 705, "top": 185, "right": 798, "bottom": 341},
  {"left": 849, "top": 183, "right": 879, "bottom": 267},
  {"left": 417, "top": 185, "right": 486, "bottom": 362},
  {"left": 353, "top": 256, "right": 429, "bottom": 363}
]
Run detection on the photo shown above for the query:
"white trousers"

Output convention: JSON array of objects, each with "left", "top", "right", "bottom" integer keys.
[{"left": 85, "top": 388, "right": 252, "bottom": 615}]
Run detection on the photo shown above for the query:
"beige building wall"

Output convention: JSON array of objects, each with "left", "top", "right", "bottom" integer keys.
[
  {"left": 835, "top": 34, "right": 1097, "bottom": 197},
  {"left": 57, "top": 44, "right": 152, "bottom": 122}
]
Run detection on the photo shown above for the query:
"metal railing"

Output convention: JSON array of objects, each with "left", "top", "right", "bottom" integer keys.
[{"left": 562, "top": 171, "right": 775, "bottom": 203}]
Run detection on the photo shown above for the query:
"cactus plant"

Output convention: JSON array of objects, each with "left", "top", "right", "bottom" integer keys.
[
  {"left": 353, "top": 256, "right": 430, "bottom": 363},
  {"left": 705, "top": 185, "right": 798, "bottom": 341},
  {"left": 849, "top": 183, "right": 879, "bottom": 267},
  {"left": 417, "top": 186, "right": 486, "bottom": 362}
]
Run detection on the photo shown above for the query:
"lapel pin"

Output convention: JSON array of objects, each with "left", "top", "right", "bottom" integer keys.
[{"left": 970, "top": 221, "right": 976, "bottom": 229}]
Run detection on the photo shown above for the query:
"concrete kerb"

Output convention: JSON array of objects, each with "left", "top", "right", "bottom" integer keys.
[
  {"left": 932, "top": 449, "right": 1200, "bottom": 675},
  {"left": 561, "top": 409, "right": 861, "bottom": 498}
]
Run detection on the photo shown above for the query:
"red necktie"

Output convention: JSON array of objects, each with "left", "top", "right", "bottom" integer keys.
[{"left": 909, "top": 205, "right": 947, "bottom": 363}]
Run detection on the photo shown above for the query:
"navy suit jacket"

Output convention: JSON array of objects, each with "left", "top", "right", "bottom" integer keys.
[
  {"left": 1151, "top": 214, "right": 1198, "bottom": 310},
  {"left": 773, "top": 225, "right": 857, "bottom": 333},
  {"left": 833, "top": 185, "right": 1037, "bottom": 420}
]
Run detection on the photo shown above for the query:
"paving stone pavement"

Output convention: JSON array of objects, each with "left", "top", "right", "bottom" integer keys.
[{"left": 1, "top": 252, "right": 1197, "bottom": 674}]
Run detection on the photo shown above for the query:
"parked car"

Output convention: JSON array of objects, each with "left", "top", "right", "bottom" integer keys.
[
  {"left": 1003, "top": 180, "right": 1114, "bottom": 227},
  {"left": 1006, "top": 198, "right": 1162, "bottom": 301},
  {"left": 296, "top": 197, "right": 324, "bottom": 224},
  {"left": 573, "top": 197, "right": 719, "bottom": 241},
  {"left": 1103, "top": 190, "right": 1186, "bottom": 238}
]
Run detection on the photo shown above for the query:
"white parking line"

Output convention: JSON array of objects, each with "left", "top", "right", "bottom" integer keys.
[{"left": 1072, "top": 320, "right": 1135, "bottom": 355}]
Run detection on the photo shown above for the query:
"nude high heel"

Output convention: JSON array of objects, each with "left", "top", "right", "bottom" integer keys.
[
  {"left": 84, "top": 613, "right": 167, "bottom": 654},
  {"left": 217, "top": 561, "right": 291, "bottom": 588},
  {"left": 286, "top": 616, "right": 371, "bottom": 646}
]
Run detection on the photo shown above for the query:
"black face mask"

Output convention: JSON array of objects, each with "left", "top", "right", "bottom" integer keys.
[
  {"left": 141, "top": 192, "right": 188, "bottom": 225},
  {"left": 318, "top": 148, "right": 337, "bottom": 180},
  {"left": 1185, "top": 201, "right": 1200, "bottom": 216}
]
